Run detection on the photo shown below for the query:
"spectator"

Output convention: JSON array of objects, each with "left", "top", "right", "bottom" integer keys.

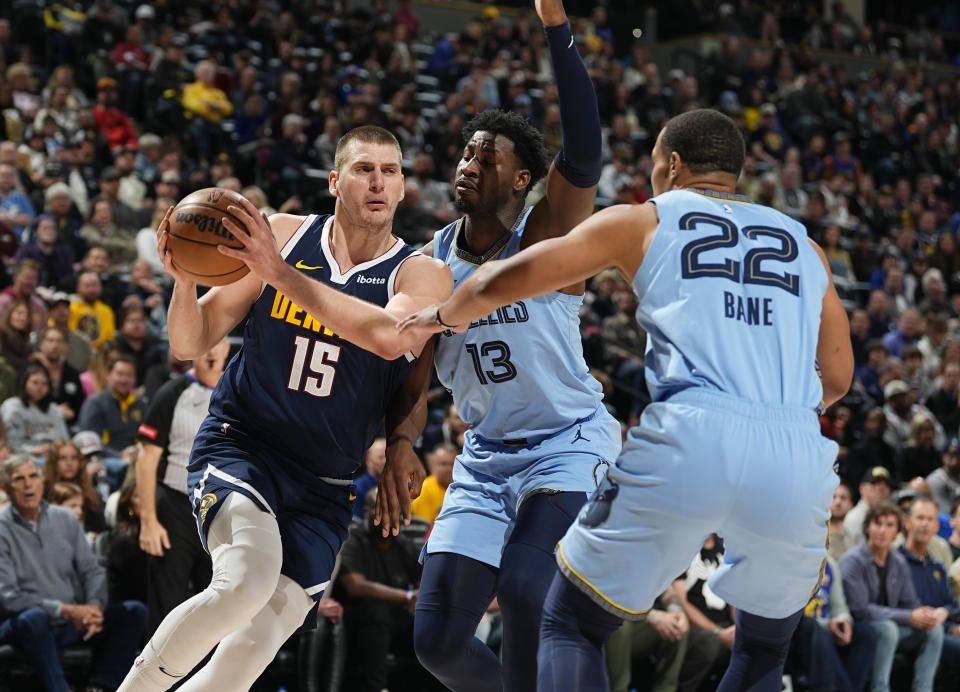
[
  {"left": 840, "top": 501, "right": 944, "bottom": 692},
  {"left": 0, "top": 299, "right": 35, "bottom": 374},
  {"left": 181, "top": 60, "right": 233, "bottom": 163},
  {"left": 900, "top": 414, "right": 943, "bottom": 481},
  {"left": 0, "top": 364, "right": 69, "bottom": 460},
  {"left": 47, "top": 291, "right": 93, "bottom": 374},
  {"left": 605, "top": 580, "right": 690, "bottom": 692},
  {"left": 925, "top": 363, "right": 960, "bottom": 438},
  {"left": 897, "top": 495, "right": 960, "bottom": 663},
  {"left": 791, "top": 555, "right": 876, "bottom": 692},
  {"left": 81, "top": 196, "right": 136, "bottom": 265},
  {"left": 410, "top": 443, "right": 456, "bottom": 524},
  {"left": 69, "top": 270, "right": 116, "bottom": 350},
  {"left": 844, "top": 466, "right": 894, "bottom": 547},
  {"left": 828, "top": 482, "right": 855, "bottom": 561},
  {"left": 882, "top": 309, "right": 923, "bottom": 359},
  {"left": 882, "top": 379, "right": 943, "bottom": 454},
  {"left": 98, "top": 161, "right": 146, "bottom": 232},
  {"left": 104, "top": 477, "right": 147, "bottom": 605},
  {"left": 0, "top": 454, "right": 146, "bottom": 691},
  {"left": 43, "top": 438, "right": 106, "bottom": 534},
  {"left": 336, "top": 487, "right": 426, "bottom": 692},
  {"left": 853, "top": 341, "right": 887, "bottom": 406},
  {"left": 33, "top": 325, "right": 86, "bottom": 426},
  {"left": 353, "top": 437, "right": 387, "bottom": 520},
  {"left": 92, "top": 77, "right": 137, "bottom": 152},
  {"left": 113, "top": 304, "right": 162, "bottom": 387},
  {"left": 0, "top": 259, "right": 48, "bottom": 334},
  {"left": 927, "top": 436, "right": 960, "bottom": 516},
  {"left": 0, "top": 162, "right": 36, "bottom": 241},
  {"left": 14, "top": 214, "right": 74, "bottom": 289},
  {"left": 48, "top": 481, "right": 91, "bottom": 540}
]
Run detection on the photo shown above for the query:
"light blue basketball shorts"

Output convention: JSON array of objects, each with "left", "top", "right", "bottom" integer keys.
[
  {"left": 557, "top": 389, "right": 838, "bottom": 620},
  {"left": 425, "top": 405, "right": 622, "bottom": 568}
]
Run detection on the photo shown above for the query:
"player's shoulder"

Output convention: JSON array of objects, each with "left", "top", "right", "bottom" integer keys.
[{"left": 396, "top": 252, "right": 454, "bottom": 290}]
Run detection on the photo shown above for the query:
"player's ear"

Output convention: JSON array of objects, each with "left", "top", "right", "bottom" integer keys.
[
  {"left": 514, "top": 168, "right": 531, "bottom": 193},
  {"left": 669, "top": 151, "right": 682, "bottom": 181},
  {"left": 329, "top": 170, "right": 340, "bottom": 198}
]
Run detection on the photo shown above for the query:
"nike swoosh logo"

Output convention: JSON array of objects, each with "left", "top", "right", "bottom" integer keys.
[
  {"left": 296, "top": 260, "right": 324, "bottom": 270},
  {"left": 568, "top": 36, "right": 574, "bottom": 49},
  {"left": 159, "top": 666, "right": 184, "bottom": 678}
]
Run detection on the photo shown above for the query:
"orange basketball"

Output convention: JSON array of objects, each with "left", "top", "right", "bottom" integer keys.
[{"left": 166, "top": 188, "right": 250, "bottom": 286}]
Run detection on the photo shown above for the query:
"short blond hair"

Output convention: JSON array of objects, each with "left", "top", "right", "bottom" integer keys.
[{"left": 333, "top": 126, "right": 402, "bottom": 172}]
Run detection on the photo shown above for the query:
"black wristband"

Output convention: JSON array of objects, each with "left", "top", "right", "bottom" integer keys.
[{"left": 435, "top": 307, "right": 458, "bottom": 330}]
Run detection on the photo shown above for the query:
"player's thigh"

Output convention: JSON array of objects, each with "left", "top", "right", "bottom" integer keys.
[
  {"left": 555, "top": 411, "right": 725, "bottom": 619},
  {"left": 417, "top": 551, "right": 498, "bottom": 620},
  {"left": 426, "top": 462, "right": 515, "bottom": 568},
  {"left": 713, "top": 424, "right": 837, "bottom": 618},
  {"left": 276, "top": 507, "right": 351, "bottom": 603}
]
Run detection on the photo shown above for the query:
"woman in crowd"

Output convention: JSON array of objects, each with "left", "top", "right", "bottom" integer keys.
[
  {"left": 0, "top": 300, "right": 35, "bottom": 374},
  {"left": 1, "top": 364, "right": 70, "bottom": 459},
  {"left": 43, "top": 437, "right": 107, "bottom": 532}
]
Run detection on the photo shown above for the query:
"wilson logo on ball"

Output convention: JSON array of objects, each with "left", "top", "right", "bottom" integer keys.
[{"left": 174, "top": 212, "right": 236, "bottom": 241}]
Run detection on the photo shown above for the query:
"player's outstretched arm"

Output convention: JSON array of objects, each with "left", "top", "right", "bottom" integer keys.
[
  {"left": 399, "top": 204, "right": 653, "bottom": 340},
  {"left": 377, "top": 339, "right": 434, "bottom": 537},
  {"left": 524, "top": 0, "right": 602, "bottom": 247},
  {"left": 219, "top": 197, "right": 453, "bottom": 361},
  {"left": 809, "top": 239, "right": 853, "bottom": 407},
  {"left": 158, "top": 208, "right": 262, "bottom": 360}
]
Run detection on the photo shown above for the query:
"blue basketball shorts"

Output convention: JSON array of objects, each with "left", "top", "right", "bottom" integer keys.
[
  {"left": 425, "top": 405, "right": 622, "bottom": 568},
  {"left": 187, "top": 417, "right": 354, "bottom": 602},
  {"left": 556, "top": 389, "right": 837, "bottom": 620}
]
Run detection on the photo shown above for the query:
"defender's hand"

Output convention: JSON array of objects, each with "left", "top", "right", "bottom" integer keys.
[{"left": 375, "top": 442, "right": 426, "bottom": 537}]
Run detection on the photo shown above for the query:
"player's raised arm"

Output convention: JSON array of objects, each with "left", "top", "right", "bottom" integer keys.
[
  {"left": 219, "top": 195, "right": 453, "bottom": 361},
  {"left": 524, "top": 0, "right": 603, "bottom": 246},
  {"left": 809, "top": 239, "right": 854, "bottom": 407},
  {"left": 400, "top": 203, "right": 653, "bottom": 339},
  {"left": 158, "top": 207, "right": 263, "bottom": 360}
]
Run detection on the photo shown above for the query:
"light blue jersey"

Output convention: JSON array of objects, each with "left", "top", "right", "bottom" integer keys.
[
  {"left": 433, "top": 208, "right": 605, "bottom": 440},
  {"left": 556, "top": 189, "right": 838, "bottom": 620},
  {"left": 637, "top": 188, "right": 827, "bottom": 408},
  {"left": 427, "top": 209, "right": 621, "bottom": 568}
]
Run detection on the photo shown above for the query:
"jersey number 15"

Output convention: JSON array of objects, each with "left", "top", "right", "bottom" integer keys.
[{"left": 288, "top": 335, "right": 340, "bottom": 397}]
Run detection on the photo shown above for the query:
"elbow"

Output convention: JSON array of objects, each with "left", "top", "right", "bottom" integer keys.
[
  {"left": 371, "top": 333, "right": 408, "bottom": 362},
  {"left": 822, "top": 375, "right": 852, "bottom": 409}
]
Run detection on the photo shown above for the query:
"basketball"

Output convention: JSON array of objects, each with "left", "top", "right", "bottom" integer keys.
[{"left": 166, "top": 188, "right": 250, "bottom": 286}]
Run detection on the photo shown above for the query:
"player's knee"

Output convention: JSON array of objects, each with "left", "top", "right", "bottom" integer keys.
[
  {"left": 208, "top": 561, "right": 279, "bottom": 616},
  {"left": 413, "top": 615, "right": 460, "bottom": 673}
]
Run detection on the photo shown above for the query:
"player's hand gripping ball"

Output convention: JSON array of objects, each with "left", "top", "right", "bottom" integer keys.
[{"left": 166, "top": 187, "right": 251, "bottom": 286}]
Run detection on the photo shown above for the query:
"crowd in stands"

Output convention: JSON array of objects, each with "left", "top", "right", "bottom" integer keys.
[{"left": 0, "top": 0, "right": 959, "bottom": 690}]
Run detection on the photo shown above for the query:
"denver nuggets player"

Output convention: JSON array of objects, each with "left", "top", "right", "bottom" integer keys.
[
  {"left": 118, "top": 126, "right": 451, "bottom": 691},
  {"left": 374, "top": 1, "right": 620, "bottom": 690},
  {"left": 399, "top": 109, "right": 853, "bottom": 692}
]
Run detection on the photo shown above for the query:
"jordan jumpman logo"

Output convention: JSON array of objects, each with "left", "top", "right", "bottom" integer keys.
[{"left": 572, "top": 425, "right": 590, "bottom": 443}]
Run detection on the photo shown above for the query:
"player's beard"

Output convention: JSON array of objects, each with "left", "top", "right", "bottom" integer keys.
[{"left": 454, "top": 194, "right": 477, "bottom": 214}]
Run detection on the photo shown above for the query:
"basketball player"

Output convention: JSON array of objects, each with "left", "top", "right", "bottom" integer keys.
[
  {"left": 374, "top": 1, "right": 621, "bottom": 689},
  {"left": 117, "top": 126, "right": 451, "bottom": 691},
  {"left": 399, "top": 109, "right": 853, "bottom": 692}
]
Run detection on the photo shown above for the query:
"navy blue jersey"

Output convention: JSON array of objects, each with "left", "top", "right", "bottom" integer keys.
[{"left": 207, "top": 214, "right": 419, "bottom": 480}]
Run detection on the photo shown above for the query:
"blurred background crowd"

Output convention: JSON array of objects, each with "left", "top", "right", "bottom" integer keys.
[{"left": 0, "top": 0, "right": 960, "bottom": 690}]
